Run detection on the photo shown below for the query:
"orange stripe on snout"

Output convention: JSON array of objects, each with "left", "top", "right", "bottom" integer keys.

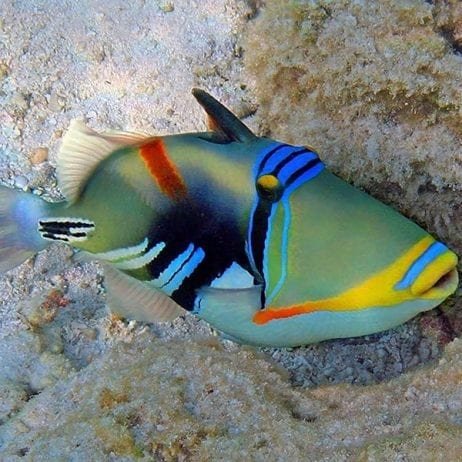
[{"left": 139, "top": 139, "right": 187, "bottom": 200}]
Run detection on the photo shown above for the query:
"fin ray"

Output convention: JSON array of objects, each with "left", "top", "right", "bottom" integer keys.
[
  {"left": 103, "top": 264, "right": 183, "bottom": 322},
  {"left": 58, "top": 120, "right": 149, "bottom": 204}
]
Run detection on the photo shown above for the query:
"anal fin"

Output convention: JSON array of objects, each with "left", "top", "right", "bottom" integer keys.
[{"left": 103, "top": 264, "right": 183, "bottom": 322}]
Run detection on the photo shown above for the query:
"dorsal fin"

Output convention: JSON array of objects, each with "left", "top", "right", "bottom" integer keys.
[
  {"left": 58, "top": 120, "right": 149, "bottom": 204},
  {"left": 192, "top": 88, "right": 257, "bottom": 143}
]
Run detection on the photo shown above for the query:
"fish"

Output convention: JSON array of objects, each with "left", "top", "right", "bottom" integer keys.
[{"left": 0, "top": 89, "right": 458, "bottom": 347}]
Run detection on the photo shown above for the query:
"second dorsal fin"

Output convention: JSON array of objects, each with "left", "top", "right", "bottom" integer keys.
[
  {"left": 192, "top": 88, "right": 256, "bottom": 143},
  {"left": 58, "top": 120, "right": 149, "bottom": 204}
]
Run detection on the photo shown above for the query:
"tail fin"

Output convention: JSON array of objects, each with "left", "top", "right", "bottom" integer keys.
[{"left": 0, "top": 185, "right": 48, "bottom": 273}]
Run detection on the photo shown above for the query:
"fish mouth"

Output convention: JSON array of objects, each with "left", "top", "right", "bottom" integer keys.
[
  {"left": 412, "top": 266, "right": 458, "bottom": 299},
  {"left": 407, "top": 245, "right": 459, "bottom": 299}
]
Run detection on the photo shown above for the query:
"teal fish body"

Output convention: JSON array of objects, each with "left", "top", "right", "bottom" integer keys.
[{"left": 0, "top": 89, "right": 458, "bottom": 347}]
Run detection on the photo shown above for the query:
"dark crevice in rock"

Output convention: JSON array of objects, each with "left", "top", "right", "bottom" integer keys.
[{"left": 438, "top": 28, "right": 462, "bottom": 55}]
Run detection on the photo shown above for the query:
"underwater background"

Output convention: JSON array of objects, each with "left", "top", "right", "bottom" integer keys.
[{"left": 0, "top": 0, "right": 461, "bottom": 459}]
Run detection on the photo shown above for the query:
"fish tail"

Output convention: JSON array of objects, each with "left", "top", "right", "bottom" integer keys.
[{"left": 0, "top": 185, "right": 49, "bottom": 273}]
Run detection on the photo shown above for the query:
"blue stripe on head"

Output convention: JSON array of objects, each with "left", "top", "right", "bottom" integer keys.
[
  {"left": 395, "top": 241, "right": 448, "bottom": 290},
  {"left": 248, "top": 142, "right": 325, "bottom": 304},
  {"left": 254, "top": 142, "right": 324, "bottom": 191},
  {"left": 246, "top": 198, "right": 260, "bottom": 274},
  {"left": 264, "top": 198, "right": 292, "bottom": 304},
  {"left": 283, "top": 161, "right": 325, "bottom": 197},
  {"left": 256, "top": 144, "right": 293, "bottom": 175},
  {"left": 277, "top": 151, "right": 319, "bottom": 184},
  {"left": 262, "top": 203, "right": 278, "bottom": 288}
]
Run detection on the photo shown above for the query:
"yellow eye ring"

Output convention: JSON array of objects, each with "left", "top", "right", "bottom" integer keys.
[
  {"left": 256, "top": 174, "right": 283, "bottom": 202},
  {"left": 257, "top": 174, "right": 280, "bottom": 190}
]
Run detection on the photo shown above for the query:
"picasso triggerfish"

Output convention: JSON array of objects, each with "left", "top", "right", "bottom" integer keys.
[{"left": 0, "top": 89, "right": 458, "bottom": 347}]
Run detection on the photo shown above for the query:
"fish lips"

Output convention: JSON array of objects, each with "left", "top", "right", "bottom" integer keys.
[{"left": 406, "top": 249, "right": 458, "bottom": 300}]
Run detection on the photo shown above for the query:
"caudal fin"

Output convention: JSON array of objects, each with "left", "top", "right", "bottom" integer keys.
[{"left": 0, "top": 185, "right": 48, "bottom": 273}]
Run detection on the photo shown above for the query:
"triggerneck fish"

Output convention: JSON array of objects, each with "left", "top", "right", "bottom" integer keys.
[{"left": 0, "top": 89, "right": 458, "bottom": 347}]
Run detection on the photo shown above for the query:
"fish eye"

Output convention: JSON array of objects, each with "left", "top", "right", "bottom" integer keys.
[{"left": 256, "top": 174, "right": 283, "bottom": 202}]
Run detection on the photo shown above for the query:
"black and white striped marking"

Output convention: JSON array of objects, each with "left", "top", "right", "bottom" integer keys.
[{"left": 38, "top": 217, "right": 95, "bottom": 242}]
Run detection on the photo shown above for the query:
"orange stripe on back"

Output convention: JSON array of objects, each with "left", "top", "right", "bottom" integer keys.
[{"left": 139, "top": 138, "right": 187, "bottom": 200}]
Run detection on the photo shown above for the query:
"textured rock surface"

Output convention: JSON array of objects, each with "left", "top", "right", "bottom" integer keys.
[
  {"left": 1, "top": 333, "right": 462, "bottom": 460},
  {"left": 0, "top": 0, "right": 461, "bottom": 459}
]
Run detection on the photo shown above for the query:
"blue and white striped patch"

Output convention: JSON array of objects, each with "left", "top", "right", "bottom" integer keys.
[{"left": 152, "top": 244, "right": 205, "bottom": 295}]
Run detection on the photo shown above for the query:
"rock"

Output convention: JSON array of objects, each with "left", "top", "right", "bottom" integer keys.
[
  {"left": 0, "top": 335, "right": 461, "bottom": 460},
  {"left": 14, "top": 175, "right": 28, "bottom": 190},
  {"left": 243, "top": 0, "right": 462, "bottom": 255},
  {"left": 29, "top": 147, "right": 49, "bottom": 164},
  {"left": 0, "top": 62, "right": 9, "bottom": 79},
  {"left": 0, "top": 379, "right": 28, "bottom": 423},
  {"left": 159, "top": 1, "right": 174, "bottom": 13}
]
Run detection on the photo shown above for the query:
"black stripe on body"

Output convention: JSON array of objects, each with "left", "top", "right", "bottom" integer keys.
[
  {"left": 41, "top": 233, "right": 69, "bottom": 242},
  {"left": 131, "top": 203, "right": 254, "bottom": 311},
  {"left": 248, "top": 198, "right": 273, "bottom": 308},
  {"left": 249, "top": 200, "right": 272, "bottom": 276},
  {"left": 39, "top": 220, "right": 94, "bottom": 229}
]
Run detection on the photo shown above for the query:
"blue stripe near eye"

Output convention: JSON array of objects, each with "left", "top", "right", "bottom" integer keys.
[
  {"left": 246, "top": 198, "right": 259, "bottom": 273},
  {"left": 278, "top": 152, "right": 319, "bottom": 183},
  {"left": 283, "top": 162, "right": 325, "bottom": 197},
  {"left": 262, "top": 203, "right": 278, "bottom": 290},
  {"left": 395, "top": 241, "right": 448, "bottom": 290},
  {"left": 256, "top": 144, "right": 294, "bottom": 175},
  {"left": 249, "top": 143, "right": 325, "bottom": 305},
  {"left": 265, "top": 198, "right": 292, "bottom": 304}
]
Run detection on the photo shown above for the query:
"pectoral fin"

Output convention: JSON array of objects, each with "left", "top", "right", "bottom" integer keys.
[
  {"left": 103, "top": 264, "right": 183, "bottom": 322},
  {"left": 193, "top": 285, "right": 263, "bottom": 344}
]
